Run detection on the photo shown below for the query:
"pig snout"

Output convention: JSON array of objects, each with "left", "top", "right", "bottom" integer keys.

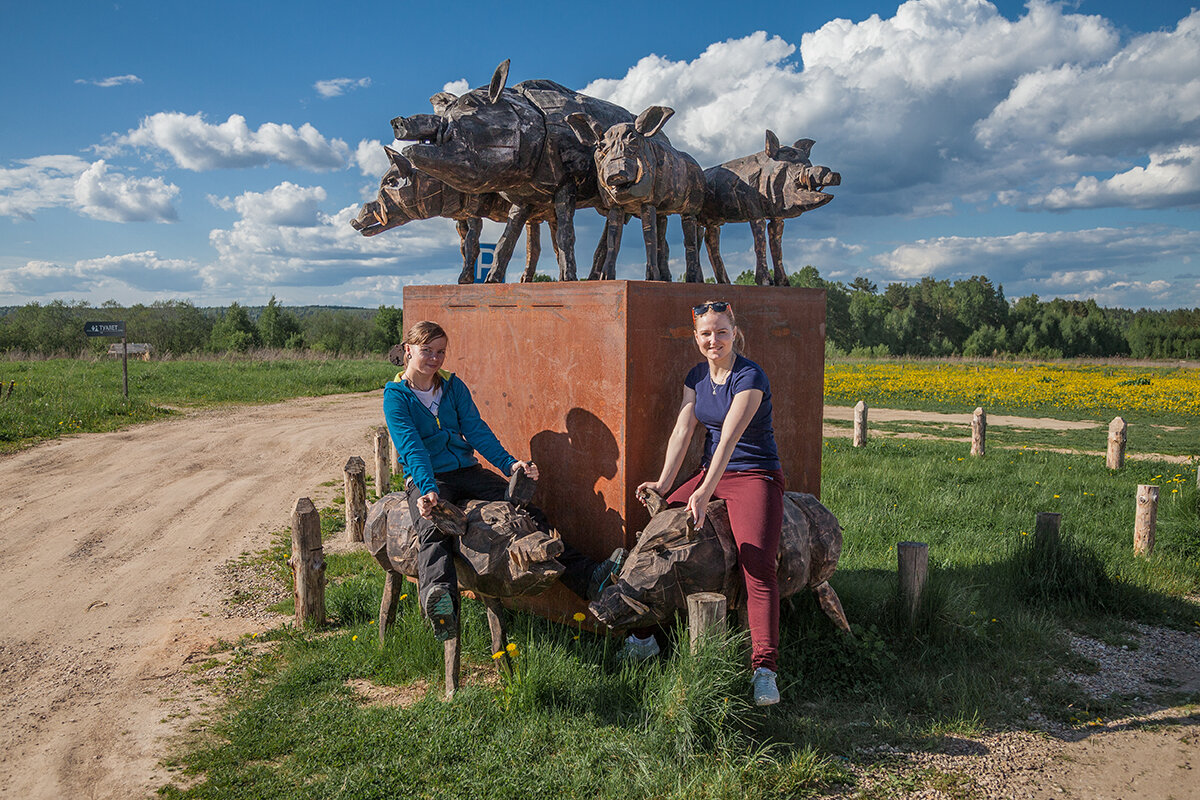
[
  {"left": 601, "top": 157, "right": 638, "bottom": 188},
  {"left": 350, "top": 201, "right": 388, "bottom": 235},
  {"left": 798, "top": 166, "right": 841, "bottom": 190},
  {"left": 391, "top": 113, "right": 443, "bottom": 143}
]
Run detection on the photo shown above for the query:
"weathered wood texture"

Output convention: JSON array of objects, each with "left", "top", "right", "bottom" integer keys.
[
  {"left": 1134, "top": 484, "right": 1159, "bottom": 556},
  {"left": 970, "top": 407, "right": 986, "bottom": 456},
  {"left": 1107, "top": 417, "right": 1127, "bottom": 470},
  {"left": 343, "top": 456, "right": 367, "bottom": 543},
  {"left": 897, "top": 541, "right": 928, "bottom": 625},
  {"left": 373, "top": 426, "right": 391, "bottom": 498},
  {"left": 289, "top": 497, "right": 325, "bottom": 627},
  {"left": 687, "top": 592, "right": 728, "bottom": 653},
  {"left": 1035, "top": 511, "right": 1062, "bottom": 548},
  {"left": 853, "top": 400, "right": 867, "bottom": 447}
]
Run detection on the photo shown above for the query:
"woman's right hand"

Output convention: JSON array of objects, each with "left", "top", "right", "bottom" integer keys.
[
  {"left": 417, "top": 491, "right": 440, "bottom": 519},
  {"left": 635, "top": 480, "right": 667, "bottom": 506}
]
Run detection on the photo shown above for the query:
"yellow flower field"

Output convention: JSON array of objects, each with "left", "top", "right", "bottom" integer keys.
[{"left": 824, "top": 361, "right": 1200, "bottom": 418}]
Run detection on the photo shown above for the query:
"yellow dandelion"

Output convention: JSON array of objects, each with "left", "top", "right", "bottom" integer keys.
[
  {"left": 573, "top": 635, "right": 580, "bottom": 641},
  {"left": 399, "top": 593, "right": 408, "bottom": 601},
  {"left": 492, "top": 650, "right": 505, "bottom": 660},
  {"left": 506, "top": 642, "right": 518, "bottom": 654},
  {"left": 1053, "top": 495, "right": 1060, "bottom": 499},
  {"left": 352, "top": 635, "right": 358, "bottom": 641},
  {"left": 573, "top": 612, "right": 586, "bottom": 622}
]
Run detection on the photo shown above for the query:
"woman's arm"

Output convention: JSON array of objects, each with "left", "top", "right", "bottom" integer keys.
[
  {"left": 383, "top": 386, "right": 440, "bottom": 516},
  {"left": 637, "top": 386, "right": 698, "bottom": 497},
  {"left": 685, "top": 388, "right": 763, "bottom": 527}
]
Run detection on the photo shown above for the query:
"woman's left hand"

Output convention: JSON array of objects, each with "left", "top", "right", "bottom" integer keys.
[
  {"left": 511, "top": 460, "right": 539, "bottom": 481},
  {"left": 686, "top": 487, "right": 713, "bottom": 529}
]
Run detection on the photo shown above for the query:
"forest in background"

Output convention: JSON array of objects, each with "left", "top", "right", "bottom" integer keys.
[{"left": 3, "top": 268, "right": 1198, "bottom": 359}]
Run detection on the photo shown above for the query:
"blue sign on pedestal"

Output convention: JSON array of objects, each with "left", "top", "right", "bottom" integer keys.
[{"left": 474, "top": 243, "right": 496, "bottom": 283}]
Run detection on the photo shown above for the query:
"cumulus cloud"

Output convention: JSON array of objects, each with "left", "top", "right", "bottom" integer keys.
[
  {"left": 354, "top": 138, "right": 391, "bottom": 177},
  {"left": 442, "top": 79, "right": 470, "bottom": 96},
  {"left": 75, "top": 74, "right": 142, "bottom": 87},
  {"left": 112, "top": 112, "right": 350, "bottom": 171},
  {"left": 0, "top": 155, "right": 178, "bottom": 222},
  {"left": 0, "top": 251, "right": 202, "bottom": 297},
  {"left": 209, "top": 182, "right": 327, "bottom": 227},
  {"left": 1021, "top": 145, "right": 1200, "bottom": 210},
  {"left": 314, "top": 77, "right": 371, "bottom": 98}
]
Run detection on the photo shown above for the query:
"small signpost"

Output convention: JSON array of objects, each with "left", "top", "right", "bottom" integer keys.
[
  {"left": 84, "top": 320, "right": 129, "bottom": 398},
  {"left": 474, "top": 243, "right": 496, "bottom": 283}
]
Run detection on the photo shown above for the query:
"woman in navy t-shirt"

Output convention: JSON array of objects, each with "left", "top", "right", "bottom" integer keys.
[{"left": 636, "top": 300, "right": 785, "bottom": 706}]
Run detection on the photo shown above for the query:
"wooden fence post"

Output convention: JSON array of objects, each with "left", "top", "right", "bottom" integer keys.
[
  {"left": 853, "top": 401, "right": 868, "bottom": 447},
  {"left": 1106, "top": 417, "right": 1127, "bottom": 470},
  {"left": 289, "top": 497, "right": 325, "bottom": 627},
  {"left": 1035, "top": 511, "right": 1061, "bottom": 548},
  {"left": 373, "top": 426, "right": 392, "bottom": 498},
  {"left": 1134, "top": 484, "right": 1159, "bottom": 556},
  {"left": 343, "top": 456, "right": 367, "bottom": 543},
  {"left": 970, "top": 407, "right": 986, "bottom": 456},
  {"left": 897, "top": 542, "right": 928, "bottom": 625},
  {"left": 687, "top": 592, "right": 728, "bottom": 653}
]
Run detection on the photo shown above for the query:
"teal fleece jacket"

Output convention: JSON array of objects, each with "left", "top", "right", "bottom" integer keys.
[{"left": 383, "top": 370, "right": 517, "bottom": 497}]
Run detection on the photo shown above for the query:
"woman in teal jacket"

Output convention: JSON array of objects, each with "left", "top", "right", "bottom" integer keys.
[{"left": 385, "top": 320, "right": 623, "bottom": 641}]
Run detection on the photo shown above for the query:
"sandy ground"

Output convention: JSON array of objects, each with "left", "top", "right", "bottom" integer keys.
[{"left": 0, "top": 395, "right": 1195, "bottom": 799}]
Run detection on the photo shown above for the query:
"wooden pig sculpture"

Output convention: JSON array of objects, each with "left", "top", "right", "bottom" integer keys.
[
  {"left": 568, "top": 106, "right": 706, "bottom": 282},
  {"left": 700, "top": 132, "right": 841, "bottom": 286},
  {"left": 393, "top": 59, "right": 640, "bottom": 282},
  {"left": 588, "top": 490, "right": 852, "bottom": 635},
  {"left": 351, "top": 147, "right": 561, "bottom": 284}
]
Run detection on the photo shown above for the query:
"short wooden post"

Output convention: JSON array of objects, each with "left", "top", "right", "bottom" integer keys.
[
  {"left": 687, "top": 592, "right": 728, "bottom": 653},
  {"left": 343, "top": 456, "right": 367, "bottom": 543},
  {"left": 1034, "top": 511, "right": 1061, "bottom": 548},
  {"left": 289, "top": 497, "right": 325, "bottom": 627},
  {"left": 897, "top": 542, "right": 928, "bottom": 625},
  {"left": 853, "top": 400, "right": 868, "bottom": 447},
  {"left": 444, "top": 637, "right": 460, "bottom": 700},
  {"left": 1107, "top": 417, "right": 1127, "bottom": 470},
  {"left": 373, "top": 426, "right": 391, "bottom": 498},
  {"left": 970, "top": 407, "right": 986, "bottom": 456},
  {"left": 1134, "top": 484, "right": 1159, "bottom": 556}
]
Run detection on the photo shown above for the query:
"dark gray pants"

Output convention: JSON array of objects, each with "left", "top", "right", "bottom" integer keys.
[{"left": 406, "top": 464, "right": 598, "bottom": 611}]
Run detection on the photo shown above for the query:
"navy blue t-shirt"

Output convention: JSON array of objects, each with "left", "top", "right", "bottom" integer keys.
[{"left": 686, "top": 354, "right": 782, "bottom": 472}]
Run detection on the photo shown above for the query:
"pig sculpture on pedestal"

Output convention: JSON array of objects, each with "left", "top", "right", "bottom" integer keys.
[
  {"left": 588, "top": 489, "right": 852, "bottom": 635},
  {"left": 700, "top": 132, "right": 841, "bottom": 286}
]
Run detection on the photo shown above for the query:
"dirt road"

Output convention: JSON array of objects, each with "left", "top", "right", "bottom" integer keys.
[
  {"left": 0, "top": 391, "right": 385, "bottom": 800},
  {"left": 0, "top": 395, "right": 1194, "bottom": 799}
]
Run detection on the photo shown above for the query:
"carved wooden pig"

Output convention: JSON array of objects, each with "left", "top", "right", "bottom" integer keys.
[
  {"left": 587, "top": 491, "right": 852, "bottom": 634},
  {"left": 364, "top": 492, "right": 566, "bottom": 598},
  {"left": 700, "top": 132, "right": 840, "bottom": 286},
  {"left": 393, "top": 59, "right": 638, "bottom": 282},
  {"left": 350, "top": 147, "right": 565, "bottom": 284},
  {"left": 568, "top": 106, "right": 706, "bottom": 282}
]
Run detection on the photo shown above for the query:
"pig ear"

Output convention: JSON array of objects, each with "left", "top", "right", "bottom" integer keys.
[
  {"left": 429, "top": 92, "right": 457, "bottom": 115},
  {"left": 765, "top": 130, "right": 781, "bottom": 159},
  {"left": 567, "top": 113, "right": 603, "bottom": 146},
  {"left": 792, "top": 138, "right": 815, "bottom": 159},
  {"left": 488, "top": 59, "right": 511, "bottom": 104},
  {"left": 384, "top": 146, "right": 413, "bottom": 178},
  {"left": 634, "top": 106, "right": 674, "bottom": 137}
]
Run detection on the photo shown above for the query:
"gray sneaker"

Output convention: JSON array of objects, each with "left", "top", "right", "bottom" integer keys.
[
  {"left": 751, "top": 667, "right": 780, "bottom": 706},
  {"left": 616, "top": 634, "right": 660, "bottom": 662},
  {"left": 586, "top": 548, "right": 627, "bottom": 601}
]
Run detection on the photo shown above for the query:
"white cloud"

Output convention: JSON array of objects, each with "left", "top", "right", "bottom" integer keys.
[
  {"left": 0, "top": 155, "right": 178, "bottom": 222},
  {"left": 113, "top": 112, "right": 350, "bottom": 171},
  {"left": 313, "top": 77, "right": 371, "bottom": 98},
  {"left": 75, "top": 74, "right": 142, "bottom": 87},
  {"left": 74, "top": 160, "right": 179, "bottom": 222},
  {"left": 354, "top": 138, "right": 391, "bottom": 177},
  {"left": 211, "top": 182, "right": 327, "bottom": 227},
  {"left": 442, "top": 79, "right": 470, "bottom": 96},
  {"left": 0, "top": 251, "right": 202, "bottom": 297},
  {"left": 1021, "top": 144, "right": 1200, "bottom": 211}
]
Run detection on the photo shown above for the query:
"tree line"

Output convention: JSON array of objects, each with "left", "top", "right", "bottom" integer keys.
[{"left": 3, "top": 274, "right": 1198, "bottom": 360}]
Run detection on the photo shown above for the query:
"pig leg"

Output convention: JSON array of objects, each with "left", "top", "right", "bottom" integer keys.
[
  {"left": 767, "top": 218, "right": 788, "bottom": 286},
  {"left": 656, "top": 215, "right": 671, "bottom": 282},
  {"left": 640, "top": 204, "right": 659, "bottom": 281},
  {"left": 681, "top": 216, "right": 704, "bottom": 283},
  {"left": 482, "top": 595, "right": 512, "bottom": 675},
  {"left": 456, "top": 218, "right": 482, "bottom": 285},
  {"left": 520, "top": 221, "right": 541, "bottom": 283},
  {"left": 486, "top": 204, "right": 531, "bottom": 283},
  {"left": 378, "top": 569, "right": 403, "bottom": 642},
  {"left": 590, "top": 230, "right": 608, "bottom": 280},
  {"left": 749, "top": 219, "right": 770, "bottom": 286},
  {"left": 594, "top": 206, "right": 624, "bottom": 280},
  {"left": 553, "top": 182, "right": 578, "bottom": 281},
  {"left": 549, "top": 218, "right": 561, "bottom": 261},
  {"left": 814, "top": 580, "right": 853, "bottom": 637},
  {"left": 703, "top": 225, "right": 732, "bottom": 285}
]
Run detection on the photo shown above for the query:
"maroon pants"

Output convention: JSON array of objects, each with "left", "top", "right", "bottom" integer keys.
[{"left": 669, "top": 468, "right": 785, "bottom": 671}]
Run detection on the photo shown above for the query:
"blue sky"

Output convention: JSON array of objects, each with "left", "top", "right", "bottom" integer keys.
[{"left": 2, "top": 0, "right": 1197, "bottom": 308}]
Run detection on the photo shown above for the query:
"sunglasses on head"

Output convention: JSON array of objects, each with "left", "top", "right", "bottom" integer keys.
[{"left": 692, "top": 301, "right": 732, "bottom": 319}]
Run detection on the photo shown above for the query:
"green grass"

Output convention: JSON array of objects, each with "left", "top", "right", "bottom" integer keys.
[
  {"left": 161, "top": 440, "right": 1200, "bottom": 798},
  {"left": 0, "top": 356, "right": 394, "bottom": 452}
]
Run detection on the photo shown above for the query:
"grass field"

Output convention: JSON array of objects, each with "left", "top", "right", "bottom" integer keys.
[{"left": 159, "top": 440, "right": 1200, "bottom": 799}]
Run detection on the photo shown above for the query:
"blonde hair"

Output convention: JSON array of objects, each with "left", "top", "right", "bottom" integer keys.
[
  {"left": 693, "top": 300, "right": 745, "bottom": 353},
  {"left": 402, "top": 321, "right": 449, "bottom": 385}
]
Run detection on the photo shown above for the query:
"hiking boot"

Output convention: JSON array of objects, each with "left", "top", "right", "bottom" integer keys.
[
  {"left": 586, "top": 548, "right": 627, "bottom": 601},
  {"left": 616, "top": 633, "right": 660, "bottom": 662},
  {"left": 751, "top": 667, "right": 780, "bottom": 706},
  {"left": 426, "top": 586, "right": 458, "bottom": 642}
]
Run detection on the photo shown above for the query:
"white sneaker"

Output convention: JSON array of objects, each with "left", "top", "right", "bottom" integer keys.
[
  {"left": 751, "top": 668, "right": 780, "bottom": 706},
  {"left": 616, "top": 634, "right": 660, "bottom": 662}
]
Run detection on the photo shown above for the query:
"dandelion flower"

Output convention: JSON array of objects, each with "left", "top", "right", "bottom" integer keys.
[
  {"left": 506, "top": 642, "right": 518, "bottom": 654},
  {"left": 399, "top": 593, "right": 408, "bottom": 601},
  {"left": 1053, "top": 495, "right": 1060, "bottom": 499},
  {"left": 492, "top": 650, "right": 505, "bottom": 660},
  {"left": 573, "top": 612, "right": 586, "bottom": 622},
  {"left": 573, "top": 635, "right": 580, "bottom": 641},
  {"left": 352, "top": 635, "right": 358, "bottom": 641}
]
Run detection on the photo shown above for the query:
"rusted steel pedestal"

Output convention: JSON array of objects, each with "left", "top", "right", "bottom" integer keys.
[{"left": 403, "top": 281, "right": 825, "bottom": 621}]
